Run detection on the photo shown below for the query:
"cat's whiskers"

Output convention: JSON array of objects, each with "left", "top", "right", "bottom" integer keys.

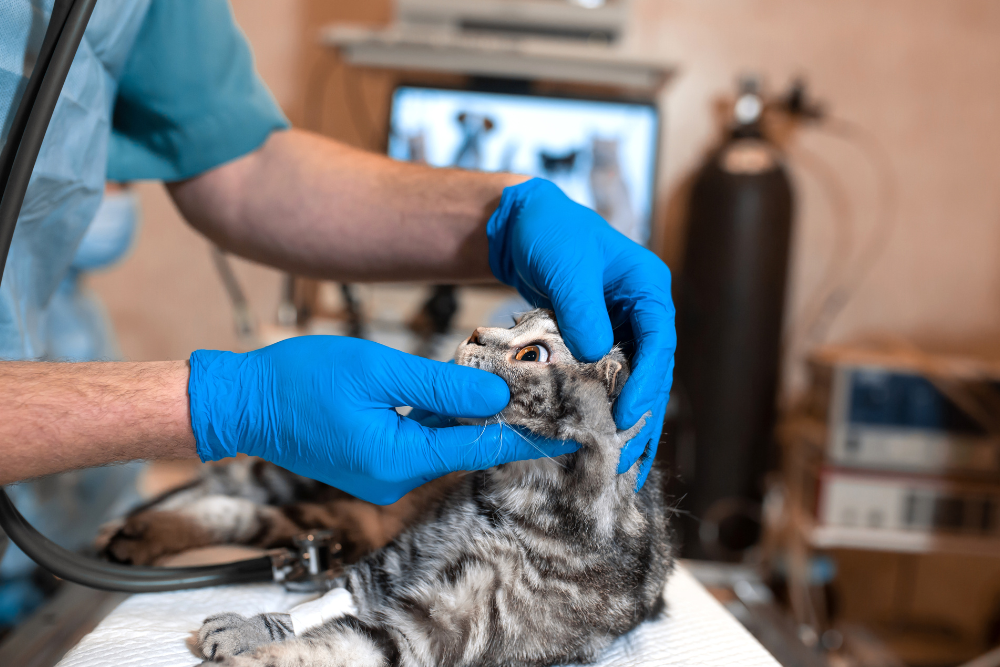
[
  {"left": 663, "top": 493, "right": 698, "bottom": 521},
  {"left": 461, "top": 420, "right": 507, "bottom": 468},
  {"left": 494, "top": 417, "right": 504, "bottom": 465},
  {"left": 496, "top": 414, "right": 568, "bottom": 470}
]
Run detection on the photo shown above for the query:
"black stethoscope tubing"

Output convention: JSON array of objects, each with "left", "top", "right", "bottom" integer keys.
[{"left": 0, "top": 0, "right": 273, "bottom": 592}]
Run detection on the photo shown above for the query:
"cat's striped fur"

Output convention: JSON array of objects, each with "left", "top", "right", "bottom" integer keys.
[{"left": 102, "top": 309, "right": 673, "bottom": 666}]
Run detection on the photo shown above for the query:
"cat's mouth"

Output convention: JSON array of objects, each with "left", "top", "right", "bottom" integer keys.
[{"left": 455, "top": 410, "right": 538, "bottom": 436}]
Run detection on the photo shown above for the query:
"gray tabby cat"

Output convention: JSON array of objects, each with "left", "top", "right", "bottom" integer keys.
[{"left": 101, "top": 309, "right": 673, "bottom": 667}]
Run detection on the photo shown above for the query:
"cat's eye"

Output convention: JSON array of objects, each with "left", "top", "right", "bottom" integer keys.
[{"left": 514, "top": 345, "right": 549, "bottom": 363}]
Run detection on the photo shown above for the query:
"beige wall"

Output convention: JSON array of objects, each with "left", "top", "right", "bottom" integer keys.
[
  {"left": 89, "top": 0, "right": 392, "bottom": 362},
  {"left": 631, "top": 0, "right": 1000, "bottom": 393},
  {"left": 91, "top": 1, "right": 1000, "bottom": 397}
]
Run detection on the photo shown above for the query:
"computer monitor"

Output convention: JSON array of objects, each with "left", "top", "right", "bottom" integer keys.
[{"left": 387, "top": 86, "right": 659, "bottom": 246}]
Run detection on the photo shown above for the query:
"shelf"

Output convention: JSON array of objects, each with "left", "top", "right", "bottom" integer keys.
[
  {"left": 320, "top": 24, "right": 675, "bottom": 92},
  {"left": 810, "top": 525, "right": 1000, "bottom": 556}
]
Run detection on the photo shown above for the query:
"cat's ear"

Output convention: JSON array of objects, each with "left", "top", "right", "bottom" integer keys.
[{"left": 595, "top": 353, "right": 629, "bottom": 399}]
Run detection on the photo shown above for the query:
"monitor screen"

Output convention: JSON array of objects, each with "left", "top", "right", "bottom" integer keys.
[{"left": 387, "top": 86, "right": 659, "bottom": 246}]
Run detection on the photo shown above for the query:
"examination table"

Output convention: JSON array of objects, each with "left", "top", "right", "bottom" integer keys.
[{"left": 56, "top": 562, "right": 779, "bottom": 667}]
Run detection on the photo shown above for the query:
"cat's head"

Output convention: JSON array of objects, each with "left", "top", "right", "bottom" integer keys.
[{"left": 454, "top": 309, "right": 628, "bottom": 440}]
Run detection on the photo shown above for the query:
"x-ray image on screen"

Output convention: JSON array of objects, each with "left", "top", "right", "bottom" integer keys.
[{"left": 387, "top": 86, "right": 659, "bottom": 246}]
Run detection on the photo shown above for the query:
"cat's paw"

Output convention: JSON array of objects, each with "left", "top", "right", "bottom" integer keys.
[
  {"left": 196, "top": 612, "right": 294, "bottom": 662},
  {"left": 617, "top": 410, "right": 652, "bottom": 444},
  {"left": 101, "top": 510, "right": 206, "bottom": 565},
  {"left": 197, "top": 655, "right": 278, "bottom": 667},
  {"left": 94, "top": 518, "right": 125, "bottom": 552},
  {"left": 197, "top": 658, "right": 268, "bottom": 667}
]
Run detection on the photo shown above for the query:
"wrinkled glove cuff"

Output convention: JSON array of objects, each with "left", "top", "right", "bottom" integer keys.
[
  {"left": 188, "top": 349, "right": 241, "bottom": 462},
  {"left": 486, "top": 177, "right": 551, "bottom": 286}
]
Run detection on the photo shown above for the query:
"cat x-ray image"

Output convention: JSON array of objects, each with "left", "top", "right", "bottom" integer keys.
[{"left": 388, "top": 87, "right": 658, "bottom": 246}]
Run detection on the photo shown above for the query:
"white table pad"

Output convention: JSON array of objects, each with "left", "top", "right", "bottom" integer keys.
[{"left": 58, "top": 564, "right": 779, "bottom": 667}]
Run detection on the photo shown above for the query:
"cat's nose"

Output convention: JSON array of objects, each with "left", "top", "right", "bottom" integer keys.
[{"left": 467, "top": 328, "right": 485, "bottom": 346}]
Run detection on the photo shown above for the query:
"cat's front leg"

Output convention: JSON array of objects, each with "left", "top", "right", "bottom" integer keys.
[{"left": 198, "top": 617, "right": 399, "bottom": 667}]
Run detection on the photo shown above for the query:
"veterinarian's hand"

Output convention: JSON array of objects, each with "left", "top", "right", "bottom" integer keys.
[
  {"left": 488, "top": 178, "right": 675, "bottom": 489},
  {"left": 187, "top": 337, "right": 578, "bottom": 504}
]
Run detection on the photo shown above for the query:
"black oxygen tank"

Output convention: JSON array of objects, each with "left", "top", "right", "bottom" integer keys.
[{"left": 674, "top": 80, "right": 794, "bottom": 559}]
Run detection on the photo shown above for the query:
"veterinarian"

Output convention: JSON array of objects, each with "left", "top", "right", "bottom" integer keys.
[{"left": 0, "top": 1, "right": 675, "bottom": 505}]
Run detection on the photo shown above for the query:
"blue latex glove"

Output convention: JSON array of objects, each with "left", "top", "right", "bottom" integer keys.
[
  {"left": 488, "top": 178, "right": 676, "bottom": 489},
  {"left": 188, "top": 336, "right": 578, "bottom": 504}
]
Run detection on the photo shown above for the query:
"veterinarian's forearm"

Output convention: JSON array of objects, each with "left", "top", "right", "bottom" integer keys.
[
  {"left": 0, "top": 361, "right": 196, "bottom": 484},
  {"left": 168, "top": 129, "right": 529, "bottom": 283}
]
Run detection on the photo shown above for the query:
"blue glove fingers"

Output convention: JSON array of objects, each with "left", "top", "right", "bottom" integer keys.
[
  {"left": 546, "top": 258, "right": 615, "bottom": 363},
  {"left": 405, "top": 421, "right": 579, "bottom": 475},
  {"left": 617, "top": 400, "right": 665, "bottom": 480},
  {"left": 633, "top": 402, "right": 666, "bottom": 490},
  {"left": 521, "top": 184, "right": 614, "bottom": 362},
  {"left": 613, "top": 332, "right": 673, "bottom": 487},
  {"left": 347, "top": 421, "right": 579, "bottom": 505},
  {"left": 366, "top": 347, "right": 511, "bottom": 418},
  {"left": 406, "top": 407, "right": 455, "bottom": 429},
  {"left": 614, "top": 339, "right": 674, "bottom": 429},
  {"left": 318, "top": 468, "right": 420, "bottom": 506},
  {"left": 609, "top": 265, "right": 674, "bottom": 489},
  {"left": 611, "top": 280, "right": 676, "bottom": 429}
]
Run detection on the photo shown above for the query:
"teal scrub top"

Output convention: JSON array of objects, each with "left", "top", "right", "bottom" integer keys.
[
  {"left": 0, "top": 0, "right": 289, "bottom": 360},
  {"left": 108, "top": 0, "right": 290, "bottom": 182}
]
